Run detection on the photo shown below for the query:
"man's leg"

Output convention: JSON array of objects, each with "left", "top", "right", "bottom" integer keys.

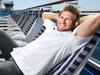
[
  {"left": 0, "top": 30, "right": 18, "bottom": 60},
  {"left": 0, "top": 58, "right": 24, "bottom": 75}
]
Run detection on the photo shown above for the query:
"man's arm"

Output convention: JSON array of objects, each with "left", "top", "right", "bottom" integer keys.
[
  {"left": 76, "top": 14, "right": 100, "bottom": 37},
  {"left": 42, "top": 12, "right": 58, "bottom": 22}
]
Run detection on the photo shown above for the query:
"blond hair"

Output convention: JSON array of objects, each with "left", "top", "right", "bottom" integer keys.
[{"left": 59, "top": 5, "right": 80, "bottom": 22}]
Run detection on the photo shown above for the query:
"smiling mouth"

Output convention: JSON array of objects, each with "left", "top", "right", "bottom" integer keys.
[{"left": 60, "top": 23, "right": 67, "bottom": 27}]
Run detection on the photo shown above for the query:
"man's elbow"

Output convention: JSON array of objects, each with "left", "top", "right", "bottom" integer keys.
[
  {"left": 97, "top": 15, "right": 100, "bottom": 29},
  {"left": 94, "top": 14, "right": 100, "bottom": 24},
  {"left": 42, "top": 12, "right": 49, "bottom": 21},
  {"left": 42, "top": 12, "right": 47, "bottom": 18},
  {"left": 92, "top": 14, "right": 100, "bottom": 30},
  {"left": 93, "top": 14, "right": 100, "bottom": 20}
]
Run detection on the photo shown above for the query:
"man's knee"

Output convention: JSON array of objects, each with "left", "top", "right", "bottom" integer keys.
[
  {"left": 0, "top": 60, "right": 23, "bottom": 75},
  {"left": 0, "top": 61, "right": 13, "bottom": 75}
]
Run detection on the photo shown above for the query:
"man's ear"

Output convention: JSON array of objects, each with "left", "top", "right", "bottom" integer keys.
[
  {"left": 75, "top": 20, "right": 80, "bottom": 27},
  {"left": 75, "top": 16, "right": 80, "bottom": 27}
]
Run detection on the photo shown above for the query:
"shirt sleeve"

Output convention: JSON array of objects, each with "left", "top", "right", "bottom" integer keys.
[
  {"left": 70, "top": 33, "right": 93, "bottom": 53},
  {"left": 72, "top": 27, "right": 93, "bottom": 46}
]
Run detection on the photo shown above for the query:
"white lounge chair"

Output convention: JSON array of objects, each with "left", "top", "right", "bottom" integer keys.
[{"left": 46, "top": 32, "right": 100, "bottom": 75}]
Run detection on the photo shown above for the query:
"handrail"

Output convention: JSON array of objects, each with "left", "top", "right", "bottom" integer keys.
[
  {"left": 25, "top": 0, "right": 76, "bottom": 10},
  {"left": 88, "top": 58, "right": 100, "bottom": 71}
]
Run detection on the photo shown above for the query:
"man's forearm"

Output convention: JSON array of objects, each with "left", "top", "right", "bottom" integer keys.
[{"left": 42, "top": 12, "right": 58, "bottom": 21}]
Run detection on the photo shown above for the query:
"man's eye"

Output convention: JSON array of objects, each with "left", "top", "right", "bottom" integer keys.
[
  {"left": 60, "top": 16, "right": 63, "bottom": 19},
  {"left": 65, "top": 18, "right": 72, "bottom": 21}
]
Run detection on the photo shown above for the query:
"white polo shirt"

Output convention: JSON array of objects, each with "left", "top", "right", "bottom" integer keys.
[{"left": 11, "top": 19, "right": 92, "bottom": 75}]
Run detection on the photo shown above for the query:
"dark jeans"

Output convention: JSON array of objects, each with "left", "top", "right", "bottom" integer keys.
[
  {"left": 0, "top": 30, "right": 24, "bottom": 75},
  {"left": 0, "top": 58, "right": 24, "bottom": 75},
  {"left": 0, "top": 30, "right": 18, "bottom": 60}
]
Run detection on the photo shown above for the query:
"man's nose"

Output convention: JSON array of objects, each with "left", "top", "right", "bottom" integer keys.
[{"left": 62, "top": 19, "right": 66, "bottom": 24}]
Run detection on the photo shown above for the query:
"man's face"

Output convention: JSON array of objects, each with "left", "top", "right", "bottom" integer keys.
[{"left": 57, "top": 11, "right": 76, "bottom": 31}]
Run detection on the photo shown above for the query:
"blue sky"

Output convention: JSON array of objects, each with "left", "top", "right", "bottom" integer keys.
[
  {"left": 12, "top": 0, "right": 53, "bottom": 10},
  {"left": 78, "top": 0, "right": 100, "bottom": 11},
  {"left": 5, "top": 0, "right": 100, "bottom": 11}
]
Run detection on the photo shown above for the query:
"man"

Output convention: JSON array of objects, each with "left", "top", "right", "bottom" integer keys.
[{"left": 0, "top": 5, "right": 100, "bottom": 75}]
